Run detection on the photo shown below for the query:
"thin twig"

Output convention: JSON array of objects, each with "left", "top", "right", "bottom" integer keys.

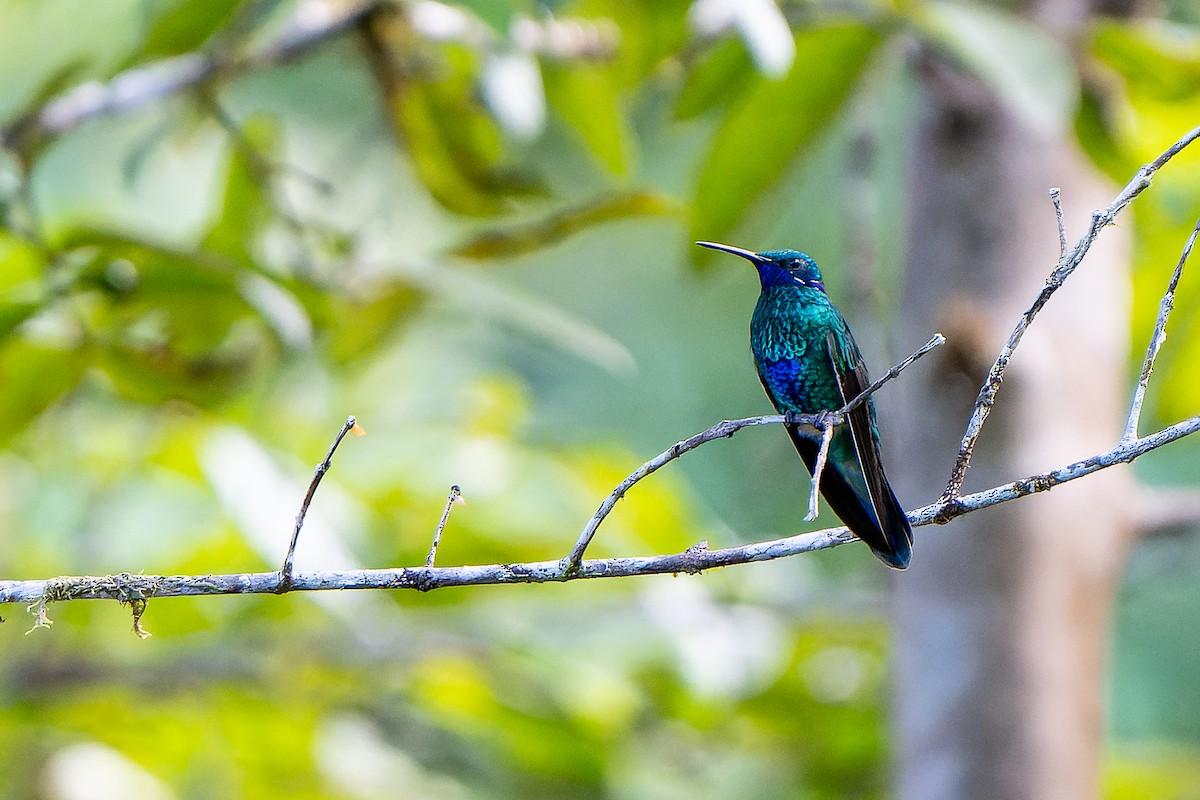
[
  {"left": 841, "top": 334, "right": 946, "bottom": 416},
  {"left": 426, "top": 485, "right": 464, "bottom": 567},
  {"left": 5, "top": 412, "right": 1197, "bottom": 614},
  {"left": 1123, "top": 213, "right": 1200, "bottom": 442},
  {"left": 942, "top": 125, "right": 1200, "bottom": 501},
  {"left": 561, "top": 414, "right": 786, "bottom": 574},
  {"left": 280, "top": 416, "right": 362, "bottom": 589},
  {"left": 805, "top": 419, "right": 837, "bottom": 521},
  {"left": 1050, "top": 187, "right": 1066, "bottom": 258},
  {"left": 562, "top": 333, "right": 944, "bottom": 573}
]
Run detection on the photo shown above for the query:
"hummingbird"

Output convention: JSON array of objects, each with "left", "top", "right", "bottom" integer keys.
[{"left": 697, "top": 241, "right": 913, "bottom": 569}]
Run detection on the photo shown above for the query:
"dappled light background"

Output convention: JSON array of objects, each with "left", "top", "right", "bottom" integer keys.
[{"left": 1, "top": 1, "right": 1199, "bottom": 798}]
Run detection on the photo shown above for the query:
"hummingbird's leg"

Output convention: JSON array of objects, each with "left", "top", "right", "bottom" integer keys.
[
  {"left": 813, "top": 409, "right": 842, "bottom": 432},
  {"left": 784, "top": 410, "right": 825, "bottom": 439}
]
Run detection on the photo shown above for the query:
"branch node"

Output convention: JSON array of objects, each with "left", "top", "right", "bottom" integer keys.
[
  {"left": 931, "top": 497, "right": 967, "bottom": 525},
  {"left": 412, "top": 568, "right": 438, "bottom": 593}
]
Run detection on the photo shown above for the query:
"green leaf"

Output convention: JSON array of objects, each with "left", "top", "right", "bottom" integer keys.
[
  {"left": 689, "top": 23, "right": 881, "bottom": 250},
  {"left": 0, "top": 301, "right": 40, "bottom": 341},
  {"left": 1080, "top": 18, "right": 1200, "bottom": 170},
  {"left": 0, "top": 233, "right": 47, "bottom": 339},
  {"left": 108, "top": 255, "right": 250, "bottom": 355},
  {"left": 543, "top": 63, "right": 633, "bottom": 176},
  {"left": 136, "top": 0, "right": 245, "bottom": 60},
  {"left": 915, "top": 2, "right": 1079, "bottom": 135},
  {"left": 675, "top": 37, "right": 755, "bottom": 121},
  {"left": 0, "top": 341, "right": 86, "bottom": 444},
  {"left": 368, "top": 24, "right": 538, "bottom": 216},
  {"left": 452, "top": 0, "right": 524, "bottom": 34},
  {"left": 1074, "top": 80, "right": 1127, "bottom": 182},
  {"left": 0, "top": 232, "right": 44, "bottom": 293},
  {"left": 62, "top": 231, "right": 267, "bottom": 359},
  {"left": 203, "top": 116, "right": 277, "bottom": 263},
  {"left": 451, "top": 190, "right": 679, "bottom": 259},
  {"left": 323, "top": 278, "right": 425, "bottom": 365},
  {"left": 96, "top": 337, "right": 261, "bottom": 408},
  {"left": 389, "top": 77, "right": 508, "bottom": 215},
  {"left": 574, "top": 0, "right": 692, "bottom": 84},
  {"left": 1090, "top": 19, "right": 1200, "bottom": 103}
]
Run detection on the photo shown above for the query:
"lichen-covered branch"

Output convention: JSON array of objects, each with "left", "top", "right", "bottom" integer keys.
[{"left": 3, "top": 411, "right": 1195, "bottom": 614}]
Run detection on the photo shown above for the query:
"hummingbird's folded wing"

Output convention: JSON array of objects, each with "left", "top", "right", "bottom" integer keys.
[{"left": 825, "top": 330, "right": 914, "bottom": 561}]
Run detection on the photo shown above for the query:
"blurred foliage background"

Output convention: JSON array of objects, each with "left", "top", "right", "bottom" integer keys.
[{"left": 0, "top": 0, "right": 1198, "bottom": 798}]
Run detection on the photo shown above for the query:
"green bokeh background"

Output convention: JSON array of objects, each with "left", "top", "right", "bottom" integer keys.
[{"left": 1, "top": 1, "right": 1198, "bottom": 797}]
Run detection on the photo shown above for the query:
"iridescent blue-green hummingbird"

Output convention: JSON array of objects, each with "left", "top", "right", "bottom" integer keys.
[{"left": 698, "top": 241, "right": 912, "bottom": 569}]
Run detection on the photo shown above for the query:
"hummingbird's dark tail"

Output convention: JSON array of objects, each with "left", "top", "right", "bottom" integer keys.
[{"left": 786, "top": 427, "right": 913, "bottom": 569}]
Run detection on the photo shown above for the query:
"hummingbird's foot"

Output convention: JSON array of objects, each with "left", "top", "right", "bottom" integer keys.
[{"left": 814, "top": 410, "right": 841, "bottom": 431}]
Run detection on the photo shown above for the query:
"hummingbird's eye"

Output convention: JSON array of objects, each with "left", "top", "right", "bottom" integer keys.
[{"left": 790, "top": 259, "right": 801, "bottom": 270}]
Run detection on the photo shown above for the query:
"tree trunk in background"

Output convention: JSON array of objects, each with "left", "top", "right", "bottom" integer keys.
[{"left": 889, "top": 15, "right": 1135, "bottom": 799}]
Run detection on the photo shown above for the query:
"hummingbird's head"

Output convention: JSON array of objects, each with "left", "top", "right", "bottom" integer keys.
[{"left": 695, "top": 241, "right": 825, "bottom": 292}]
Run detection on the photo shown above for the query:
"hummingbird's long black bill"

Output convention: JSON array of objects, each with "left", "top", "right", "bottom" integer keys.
[{"left": 696, "top": 241, "right": 764, "bottom": 263}]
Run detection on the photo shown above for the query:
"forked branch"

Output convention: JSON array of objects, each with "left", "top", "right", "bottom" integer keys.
[{"left": 942, "top": 124, "right": 1200, "bottom": 501}]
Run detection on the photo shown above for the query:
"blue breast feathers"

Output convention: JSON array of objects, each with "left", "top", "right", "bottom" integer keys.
[{"left": 757, "top": 358, "right": 805, "bottom": 412}]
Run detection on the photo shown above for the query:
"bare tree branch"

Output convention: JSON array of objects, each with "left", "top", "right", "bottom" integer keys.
[
  {"left": 943, "top": 124, "right": 1200, "bottom": 501},
  {"left": 2, "top": 412, "right": 1196, "bottom": 614}
]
